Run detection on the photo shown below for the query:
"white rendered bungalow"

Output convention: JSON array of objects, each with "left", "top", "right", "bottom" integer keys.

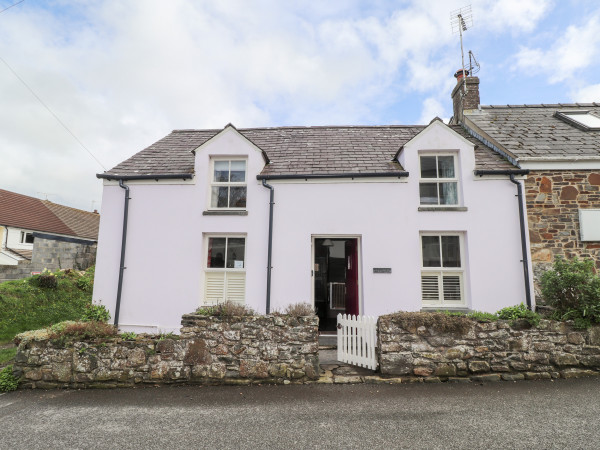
[{"left": 93, "top": 119, "right": 534, "bottom": 333}]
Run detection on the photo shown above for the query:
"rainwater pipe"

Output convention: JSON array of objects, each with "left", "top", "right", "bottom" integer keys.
[
  {"left": 474, "top": 170, "right": 532, "bottom": 310},
  {"left": 261, "top": 179, "right": 274, "bottom": 314},
  {"left": 114, "top": 179, "right": 131, "bottom": 327}
]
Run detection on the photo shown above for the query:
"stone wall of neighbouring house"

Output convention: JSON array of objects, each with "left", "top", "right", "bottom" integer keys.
[
  {"left": 13, "top": 314, "right": 319, "bottom": 389},
  {"left": 525, "top": 170, "right": 600, "bottom": 300},
  {"left": 378, "top": 315, "right": 600, "bottom": 381},
  {"left": 0, "top": 236, "right": 96, "bottom": 283}
]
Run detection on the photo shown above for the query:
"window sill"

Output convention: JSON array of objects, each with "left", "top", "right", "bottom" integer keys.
[
  {"left": 418, "top": 206, "right": 468, "bottom": 212},
  {"left": 203, "top": 210, "right": 248, "bottom": 216}
]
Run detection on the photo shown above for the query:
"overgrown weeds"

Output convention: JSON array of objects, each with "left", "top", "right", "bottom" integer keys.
[
  {"left": 0, "top": 266, "right": 95, "bottom": 341},
  {"left": 387, "top": 311, "right": 474, "bottom": 334},
  {"left": 273, "top": 302, "right": 316, "bottom": 317},
  {"left": 195, "top": 301, "right": 255, "bottom": 318},
  {"left": 497, "top": 303, "right": 540, "bottom": 327},
  {"left": 48, "top": 321, "right": 117, "bottom": 343}
]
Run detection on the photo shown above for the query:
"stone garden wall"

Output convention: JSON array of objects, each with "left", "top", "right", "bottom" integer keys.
[
  {"left": 379, "top": 315, "right": 600, "bottom": 382},
  {"left": 13, "top": 314, "right": 319, "bottom": 389}
]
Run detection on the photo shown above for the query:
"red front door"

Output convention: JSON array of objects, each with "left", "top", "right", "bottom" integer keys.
[{"left": 345, "top": 239, "right": 359, "bottom": 316}]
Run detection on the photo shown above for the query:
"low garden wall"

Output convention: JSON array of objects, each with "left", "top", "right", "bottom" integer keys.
[
  {"left": 13, "top": 314, "right": 319, "bottom": 389},
  {"left": 378, "top": 314, "right": 600, "bottom": 381}
]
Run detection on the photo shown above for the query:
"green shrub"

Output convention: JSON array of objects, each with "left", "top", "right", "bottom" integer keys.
[
  {"left": 76, "top": 276, "right": 93, "bottom": 291},
  {"left": 81, "top": 304, "right": 111, "bottom": 323},
  {"left": 541, "top": 257, "right": 600, "bottom": 328},
  {"left": 497, "top": 303, "right": 540, "bottom": 327},
  {"left": 0, "top": 365, "right": 18, "bottom": 392}
]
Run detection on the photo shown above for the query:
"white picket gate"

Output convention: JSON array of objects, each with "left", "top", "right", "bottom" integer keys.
[{"left": 337, "top": 314, "right": 378, "bottom": 370}]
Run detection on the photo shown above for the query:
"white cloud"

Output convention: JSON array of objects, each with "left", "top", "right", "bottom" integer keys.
[
  {"left": 572, "top": 83, "right": 600, "bottom": 103},
  {"left": 514, "top": 14, "right": 600, "bottom": 83},
  {"left": 478, "top": 0, "right": 553, "bottom": 33}
]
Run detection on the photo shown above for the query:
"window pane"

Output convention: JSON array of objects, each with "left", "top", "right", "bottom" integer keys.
[
  {"left": 211, "top": 186, "right": 229, "bottom": 208},
  {"left": 207, "top": 238, "right": 226, "bottom": 268},
  {"left": 226, "top": 238, "right": 245, "bottom": 268},
  {"left": 422, "top": 236, "right": 441, "bottom": 267},
  {"left": 25, "top": 234, "right": 34, "bottom": 244},
  {"left": 229, "top": 187, "right": 247, "bottom": 208},
  {"left": 420, "top": 156, "right": 437, "bottom": 178},
  {"left": 438, "top": 156, "right": 455, "bottom": 178},
  {"left": 214, "top": 161, "right": 229, "bottom": 182},
  {"left": 441, "top": 236, "right": 461, "bottom": 267},
  {"left": 439, "top": 182, "right": 458, "bottom": 205},
  {"left": 230, "top": 160, "right": 246, "bottom": 182},
  {"left": 419, "top": 183, "right": 438, "bottom": 205}
]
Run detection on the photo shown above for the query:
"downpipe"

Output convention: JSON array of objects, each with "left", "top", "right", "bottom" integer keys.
[
  {"left": 261, "top": 179, "right": 274, "bottom": 314},
  {"left": 509, "top": 174, "right": 533, "bottom": 310},
  {"left": 114, "top": 179, "right": 131, "bottom": 327}
]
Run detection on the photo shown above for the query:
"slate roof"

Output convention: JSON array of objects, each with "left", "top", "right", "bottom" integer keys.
[
  {"left": 464, "top": 104, "right": 600, "bottom": 161},
  {"left": 99, "top": 124, "right": 518, "bottom": 179},
  {"left": 0, "top": 189, "right": 99, "bottom": 240},
  {"left": 42, "top": 201, "right": 100, "bottom": 240}
]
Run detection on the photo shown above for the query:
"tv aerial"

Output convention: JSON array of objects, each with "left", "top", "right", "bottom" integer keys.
[{"left": 450, "top": 5, "right": 478, "bottom": 94}]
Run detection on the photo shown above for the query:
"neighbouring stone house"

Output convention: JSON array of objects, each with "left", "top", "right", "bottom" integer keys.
[
  {"left": 450, "top": 72, "right": 600, "bottom": 298},
  {"left": 0, "top": 189, "right": 99, "bottom": 282}
]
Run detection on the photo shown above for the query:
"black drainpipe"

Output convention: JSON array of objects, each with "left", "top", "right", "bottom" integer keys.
[
  {"left": 509, "top": 174, "right": 533, "bottom": 310},
  {"left": 474, "top": 170, "right": 532, "bottom": 310},
  {"left": 261, "top": 179, "right": 274, "bottom": 314},
  {"left": 114, "top": 179, "right": 131, "bottom": 327}
]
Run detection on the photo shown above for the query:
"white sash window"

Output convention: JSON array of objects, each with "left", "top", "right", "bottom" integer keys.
[
  {"left": 204, "top": 236, "right": 246, "bottom": 305},
  {"left": 420, "top": 233, "right": 465, "bottom": 306}
]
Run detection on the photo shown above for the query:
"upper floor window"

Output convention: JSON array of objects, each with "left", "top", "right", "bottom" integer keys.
[
  {"left": 20, "top": 231, "right": 34, "bottom": 244},
  {"left": 419, "top": 154, "right": 458, "bottom": 206},
  {"left": 210, "top": 159, "right": 247, "bottom": 209}
]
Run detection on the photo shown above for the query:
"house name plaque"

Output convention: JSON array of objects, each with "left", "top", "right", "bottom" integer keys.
[{"left": 373, "top": 267, "right": 392, "bottom": 274}]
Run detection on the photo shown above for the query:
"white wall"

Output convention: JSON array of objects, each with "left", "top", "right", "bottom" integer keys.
[{"left": 93, "top": 123, "right": 532, "bottom": 332}]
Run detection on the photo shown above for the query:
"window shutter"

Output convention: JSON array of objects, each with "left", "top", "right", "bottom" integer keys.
[
  {"left": 421, "top": 275, "right": 440, "bottom": 302},
  {"left": 442, "top": 275, "right": 462, "bottom": 301},
  {"left": 204, "top": 272, "right": 226, "bottom": 305},
  {"left": 225, "top": 272, "right": 246, "bottom": 305}
]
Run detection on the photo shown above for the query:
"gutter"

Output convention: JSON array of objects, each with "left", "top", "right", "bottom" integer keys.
[
  {"left": 114, "top": 179, "right": 131, "bottom": 328},
  {"left": 261, "top": 179, "right": 275, "bottom": 314},
  {"left": 474, "top": 170, "right": 532, "bottom": 310},
  {"left": 97, "top": 173, "right": 193, "bottom": 181},
  {"left": 257, "top": 172, "right": 409, "bottom": 181}
]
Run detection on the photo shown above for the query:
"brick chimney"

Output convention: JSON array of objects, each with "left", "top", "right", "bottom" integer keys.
[{"left": 451, "top": 69, "right": 480, "bottom": 123}]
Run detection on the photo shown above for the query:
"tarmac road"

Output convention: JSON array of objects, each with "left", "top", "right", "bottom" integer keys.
[{"left": 1, "top": 377, "right": 600, "bottom": 449}]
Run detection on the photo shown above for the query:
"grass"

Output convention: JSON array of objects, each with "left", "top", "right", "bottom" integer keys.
[
  {"left": 0, "top": 267, "right": 95, "bottom": 341},
  {"left": 0, "top": 347, "right": 16, "bottom": 365}
]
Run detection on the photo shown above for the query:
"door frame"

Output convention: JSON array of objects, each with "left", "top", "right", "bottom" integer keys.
[{"left": 311, "top": 234, "right": 363, "bottom": 317}]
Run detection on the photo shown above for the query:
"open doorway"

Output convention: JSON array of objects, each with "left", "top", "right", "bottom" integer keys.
[{"left": 313, "top": 237, "right": 360, "bottom": 332}]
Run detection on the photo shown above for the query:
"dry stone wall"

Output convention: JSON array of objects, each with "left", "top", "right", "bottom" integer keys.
[
  {"left": 525, "top": 170, "right": 600, "bottom": 298},
  {"left": 13, "top": 314, "right": 319, "bottom": 389},
  {"left": 378, "top": 315, "right": 600, "bottom": 382}
]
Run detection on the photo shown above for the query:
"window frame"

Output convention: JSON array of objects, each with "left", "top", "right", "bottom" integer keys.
[
  {"left": 420, "top": 232, "right": 466, "bottom": 306},
  {"left": 203, "top": 234, "right": 247, "bottom": 306},
  {"left": 208, "top": 157, "right": 248, "bottom": 210},
  {"left": 418, "top": 153, "right": 460, "bottom": 207},
  {"left": 20, "top": 231, "right": 34, "bottom": 244},
  {"left": 555, "top": 110, "right": 600, "bottom": 131}
]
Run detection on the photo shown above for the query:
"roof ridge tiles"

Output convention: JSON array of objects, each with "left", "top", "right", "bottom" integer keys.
[
  {"left": 173, "top": 125, "right": 427, "bottom": 132},
  {"left": 482, "top": 103, "right": 600, "bottom": 109}
]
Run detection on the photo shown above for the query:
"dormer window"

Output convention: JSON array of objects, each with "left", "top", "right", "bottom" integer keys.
[
  {"left": 419, "top": 154, "right": 459, "bottom": 206},
  {"left": 210, "top": 158, "right": 247, "bottom": 209},
  {"left": 555, "top": 111, "right": 600, "bottom": 131}
]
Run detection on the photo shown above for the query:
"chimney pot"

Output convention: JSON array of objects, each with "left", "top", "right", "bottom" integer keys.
[{"left": 454, "top": 69, "right": 469, "bottom": 82}]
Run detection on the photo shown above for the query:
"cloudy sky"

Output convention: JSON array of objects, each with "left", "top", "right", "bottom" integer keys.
[{"left": 0, "top": 0, "right": 599, "bottom": 211}]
